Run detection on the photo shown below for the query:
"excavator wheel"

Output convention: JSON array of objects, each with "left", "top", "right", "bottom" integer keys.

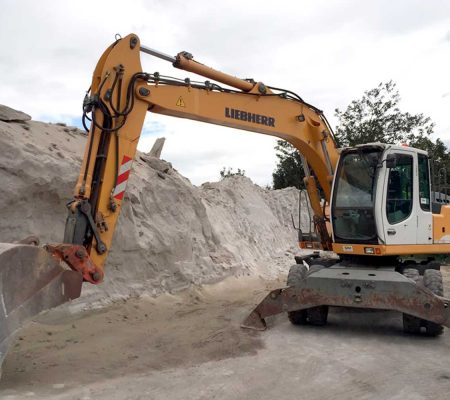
[
  {"left": 306, "top": 264, "right": 329, "bottom": 326},
  {"left": 423, "top": 269, "right": 444, "bottom": 337},
  {"left": 286, "top": 264, "right": 329, "bottom": 326},
  {"left": 402, "top": 268, "right": 422, "bottom": 334},
  {"left": 287, "top": 264, "right": 308, "bottom": 325},
  {"left": 402, "top": 268, "right": 444, "bottom": 336},
  {"left": 306, "top": 305, "right": 329, "bottom": 326}
]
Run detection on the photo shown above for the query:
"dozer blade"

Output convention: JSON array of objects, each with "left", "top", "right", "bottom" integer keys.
[
  {"left": 242, "top": 267, "right": 450, "bottom": 330},
  {"left": 0, "top": 243, "right": 82, "bottom": 374}
]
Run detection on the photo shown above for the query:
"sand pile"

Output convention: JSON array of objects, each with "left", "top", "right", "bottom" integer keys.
[{"left": 0, "top": 106, "right": 310, "bottom": 305}]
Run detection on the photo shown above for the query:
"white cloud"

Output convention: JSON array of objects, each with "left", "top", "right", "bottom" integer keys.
[
  {"left": 1, "top": 0, "right": 449, "bottom": 185},
  {"left": 139, "top": 115, "right": 278, "bottom": 185}
]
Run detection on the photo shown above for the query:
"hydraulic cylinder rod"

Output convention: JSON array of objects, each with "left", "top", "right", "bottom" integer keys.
[{"left": 140, "top": 44, "right": 255, "bottom": 92}]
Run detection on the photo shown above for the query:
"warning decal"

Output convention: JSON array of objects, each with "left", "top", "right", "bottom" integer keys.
[
  {"left": 113, "top": 155, "right": 133, "bottom": 200},
  {"left": 176, "top": 97, "right": 186, "bottom": 107}
]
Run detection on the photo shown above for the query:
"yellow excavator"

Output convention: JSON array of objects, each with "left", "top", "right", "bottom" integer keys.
[{"left": 2, "top": 33, "right": 450, "bottom": 373}]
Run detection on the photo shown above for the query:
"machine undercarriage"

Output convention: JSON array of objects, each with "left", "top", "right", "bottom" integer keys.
[{"left": 242, "top": 253, "right": 450, "bottom": 335}]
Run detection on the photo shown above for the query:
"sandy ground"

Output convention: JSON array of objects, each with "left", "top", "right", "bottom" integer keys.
[{"left": 1, "top": 268, "right": 450, "bottom": 400}]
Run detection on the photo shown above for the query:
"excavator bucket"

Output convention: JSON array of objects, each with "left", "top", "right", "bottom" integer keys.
[{"left": 0, "top": 243, "right": 82, "bottom": 375}]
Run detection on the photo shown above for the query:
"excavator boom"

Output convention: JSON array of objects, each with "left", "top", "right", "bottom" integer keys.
[{"left": 64, "top": 33, "right": 338, "bottom": 274}]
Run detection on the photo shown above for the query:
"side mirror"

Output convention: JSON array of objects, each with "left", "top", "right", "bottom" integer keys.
[{"left": 386, "top": 154, "right": 397, "bottom": 169}]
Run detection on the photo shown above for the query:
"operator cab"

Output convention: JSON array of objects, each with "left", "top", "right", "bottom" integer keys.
[{"left": 331, "top": 143, "right": 432, "bottom": 246}]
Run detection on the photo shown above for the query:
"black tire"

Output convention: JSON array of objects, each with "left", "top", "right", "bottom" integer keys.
[
  {"left": 288, "top": 309, "right": 308, "bottom": 325},
  {"left": 403, "top": 268, "right": 420, "bottom": 282},
  {"left": 305, "top": 265, "right": 328, "bottom": 325},
  {"left": 403, "top": 314, "right": 421, "bottom": 334},
  {"left": 307, "top": 306, "right": 329, "bottom": 326},
  {"left": 287, "top": 264, "right": 308, "bottom": 286},
  {"left": 287, "top": 264, "right": 308, "bottom": 325},
  {"left": 402, "top": 268, "right": 422, "bottom": 334},
  {"left": 423, "top": 269, "right": 444, "bottom": 337}
]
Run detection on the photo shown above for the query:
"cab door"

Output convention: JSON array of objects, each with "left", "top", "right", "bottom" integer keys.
[
  {"left": 416, "top": 153, "right": 432, "bottom": 244},
  {"left": 381, "top": 150, "right": 416, "bottom": 245}
]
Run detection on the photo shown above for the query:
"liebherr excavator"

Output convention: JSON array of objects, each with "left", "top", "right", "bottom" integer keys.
[{"left": 2, "top": 34, "right": 450, "bottom": 374}]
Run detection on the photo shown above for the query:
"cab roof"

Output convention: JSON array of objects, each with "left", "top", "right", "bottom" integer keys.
[{"left": 349, "top": 142, "right": 428, "bottom": 156}]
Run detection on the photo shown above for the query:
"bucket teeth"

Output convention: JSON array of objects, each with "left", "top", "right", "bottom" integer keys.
[{"left": 241, "top": 310, "right": 267, "bottom": 331}]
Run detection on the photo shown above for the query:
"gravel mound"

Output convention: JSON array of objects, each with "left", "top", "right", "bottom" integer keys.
[
  {"left": 0, "top": 104, "right": 31, "bottom": 122},
  {"left": 0, "top": 107, "right": 310, "bottom": 306}
]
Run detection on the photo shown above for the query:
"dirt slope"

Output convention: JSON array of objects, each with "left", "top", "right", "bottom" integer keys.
[
  {"left": 0, "top": 109, "right": 307, "bottom": 307},
  {"left": 2, "top": 271, "right": 450, "bottom": 400}
]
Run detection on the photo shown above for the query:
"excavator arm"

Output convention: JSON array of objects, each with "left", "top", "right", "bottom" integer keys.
[{"left": 61, "top": 33, "right": 339, "bottom": 281}]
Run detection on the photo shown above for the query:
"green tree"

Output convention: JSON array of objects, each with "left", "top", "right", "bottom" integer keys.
[
  {"left": 272, "top": 80, "right": 447, "bottom": 190},
  {"left": 219, "top": 167, "right": 246, "bottom": 180},
  {"left": 409, "top": 136, "right": 450, "bottom": 186},
  {"left": 334, "top": 81, "right": 434, "bottom": 147},
  {"left": 272, "top": 140, "right": 305, "bottom": 190},
  {"left": 335, "top": 80, "right": 450, "bottom": 186}
]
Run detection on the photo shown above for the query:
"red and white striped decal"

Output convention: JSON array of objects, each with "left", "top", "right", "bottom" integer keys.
[{"left": 113, "top": 155, "right": 133, "bottom": 200}]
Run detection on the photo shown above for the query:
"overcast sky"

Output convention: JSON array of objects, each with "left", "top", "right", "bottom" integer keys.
[{"left": 1, "top": 0, "right": 449, "bottom": 186}]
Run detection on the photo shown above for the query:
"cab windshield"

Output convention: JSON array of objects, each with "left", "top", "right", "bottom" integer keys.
[{"left": 332, "top": 149, "right": 381, "bottom": 243}]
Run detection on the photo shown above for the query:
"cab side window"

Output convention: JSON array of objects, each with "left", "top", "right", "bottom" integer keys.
[
  {"left": 418, "top": 154, "right": 430, "bottom": 211},
  {"left": 386, "top": 154, "right": 413, "bottom": 224}
]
